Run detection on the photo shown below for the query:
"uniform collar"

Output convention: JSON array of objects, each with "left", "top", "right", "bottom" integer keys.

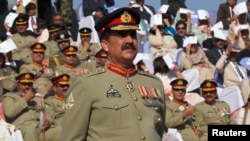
[
  {"left": 55, "top": 95, "right": 64, "bottom": 101},
  {"left": 64, "top": 64, "right": 75, "bottom": 69},
  {"left": 33, "top": 62, "right": 43, "bottom": 68},
  {"left": 107, "top": 63, "right": 137, "bottom": 77}
]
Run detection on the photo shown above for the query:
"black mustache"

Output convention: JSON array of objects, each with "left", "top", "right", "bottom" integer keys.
[{"left": 122, "top": 43, "right": 136, "bottom": 50}]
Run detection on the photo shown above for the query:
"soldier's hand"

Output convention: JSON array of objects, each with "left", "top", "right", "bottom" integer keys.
[
  {"left": 43, "top": 119, "right": 51, "bottom": 130},
  {"left": 194, "top": 130, "right": 203, "bottom": 137},
  {"left": 23, "top": 87, "right": 35, "bottom": 101},
  {"left": 182, "top": 105, "right": 195, "bottom": 118}
]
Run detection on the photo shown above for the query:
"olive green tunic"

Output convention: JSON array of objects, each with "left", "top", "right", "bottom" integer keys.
[{"left": 61, "top": 65, "right": 165, "bottom": 141}]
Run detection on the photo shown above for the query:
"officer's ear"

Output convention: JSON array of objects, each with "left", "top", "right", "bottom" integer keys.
[{"left": 100, "top": 40, "right": 109, "bottom": 52}]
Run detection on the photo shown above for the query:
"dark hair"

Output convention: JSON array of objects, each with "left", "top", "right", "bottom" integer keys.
[
  {"left": 25, "top": 2, "right": 36, "bottom": 13},
  {"left": 153, "top": 56, "right": 170, "bottom": 74},
  {"left": 175, "top": 20, "right": 187, "bottom": 29}
]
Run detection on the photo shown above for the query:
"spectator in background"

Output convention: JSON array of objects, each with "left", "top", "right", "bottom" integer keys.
[
  {"left": 162, "top": 12, "right": 176, "bottom": 36},
  {"left": 161, "top": 0, "right": 187, "bottom": 17},
  {"left": 148, "top": 24, "right": 177, "bottom": 58},
  {"left": 54, "top": 0, "right": 78, "bottom": 41},
  {"left": 82, "top": 0, "right": 114, "bottom": 17},
  {"left": 173, "top": 20, "right": 188, "bottom": 49},
  {"left": 216, "top": 46, "right": 250, "bottom": 103},
  {"left": 0, "top": 0, "right": 8, "bottom": 22},
  {"left": 37, "top": 0, "right": 55, "bottom": 26},
  {"left": 216, "top": 0, "right": 237, "bottom": 30},
  {"left": 25, "top": 3, "right": 47, "bottom": 37},
  {"left": 131, "top": 0, "right": 155, "bottom": 24},
  {"left": 205, "top": 30, "right": 228, "bottom": 66},
  {"left": 179, "top": 37, "right": 215, "bottom": 84}
]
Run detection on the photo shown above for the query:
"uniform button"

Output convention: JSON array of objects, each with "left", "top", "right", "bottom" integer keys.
[
  {"left": 154, "top": 107, "right": 159, "bottom": 111},
  {"left": 134, "top": 97, "right": 138, "bottom": 101},
  {"left": 141, "top": 136, "right": 145, "bottom": 140},
  {"left": 138, "top": 116, "right": 142, "bottom": 120},
  {"left": 114, "top": 105, "right": 119, "bottom": 111}
]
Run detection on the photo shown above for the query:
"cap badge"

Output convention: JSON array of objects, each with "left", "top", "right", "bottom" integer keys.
[
  {"left": 25, "top": 74, "right": 30, "bottom": 79},
  {"left": 84, "top": 29, "right": 87, "bottom": 33},
  {"left": 36, "top": 44, "right": 41, "bottom": 48},
  {"left": 177, "top": 80, "right": 183, "bottom": 85},
  {"left": 60, "top": 34, "right": 65, "bottom": 39},
  {"left": 69, "top": 47, "right": 74, "bottom": 51},
  {"left": 63, "top": 75, "right": 68, "bottom": 80},
  {"left": 120, "top": 11, "right": 131, "bottom": 23},
  {"left": 206, "top": 82, "right": 211, "bottom": 87}
]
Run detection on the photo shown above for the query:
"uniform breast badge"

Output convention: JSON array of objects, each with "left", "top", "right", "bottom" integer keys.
[
  {"left": 64, "top": 92, "right": 74, "bottom": 109},
  {"left": 124, "top": 81, "right": 135, "bottom": 92},
  {"left": 106, "top": 84, "right": 121, "bottom": 98}
]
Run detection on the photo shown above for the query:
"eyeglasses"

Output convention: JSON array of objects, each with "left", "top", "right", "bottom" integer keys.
[{"left": 177, "top": 27, "right": 186, "bottom": 30}]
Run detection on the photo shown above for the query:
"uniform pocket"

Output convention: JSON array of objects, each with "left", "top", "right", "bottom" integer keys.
[{"left": 101, "top": 99, "right": 129, "bottom": 111}]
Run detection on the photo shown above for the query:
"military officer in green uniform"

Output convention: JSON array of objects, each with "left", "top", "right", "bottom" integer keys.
[
  {"left": 8, "top": 14, "right": 37, "bottom": 64},
  {"left": 195, "top": 80, "right": 236, "bottom": 136},
  {"left": 77, "top": 27, "right": 101, "bottom": 61},
  {"left": 48, "top": 30, "right": 81, "bottom": 71},
  {"left": 19, "top": 43, "right": 54, "bottom": 79},
  {"left": 47, "top": 30, "right": 71, "bottom": 70},
  {"left": 77, "top": 27, "right": 101, "bottom": 71},
  {"left": 165, "top": 78, "right": 207, "bottom": 141},
  {"left": 41, "top": 74, "right": 70, "bottom": 141},
  {"left": 94, "top": 48, "right": 108, "bottom": 68},
  {"left": 2, "top": 73, "right": 49, "bottom": 141},
  {"left": 55, "top": 46, "right": 83, "bottom": 80},
  {"left": 61, "top": 8, "right": 165, "bottom": 141},
  {"left": 43, "top": 24, "right": 62, "bottom": 60}
]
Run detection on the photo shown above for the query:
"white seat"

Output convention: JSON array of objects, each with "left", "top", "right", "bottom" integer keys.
[{"left": 218, "top": 86, "right": 245, "bottom": 113}]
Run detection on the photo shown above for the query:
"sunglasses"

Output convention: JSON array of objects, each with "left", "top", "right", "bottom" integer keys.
[
  {"left": 203, "top": 90, "right": 216, "bottom": 95},
  {"left": 56, "top": 84, "right": 69, "bottom": 88},
  {"left": 65, "top": 54, "right": 76, "bottom": 57},
  {"left": 177, "top": 27, "right": 186, "bottom": 30},
  {"left": 173, "top": 88, "right": 186, "bottom": 92}
]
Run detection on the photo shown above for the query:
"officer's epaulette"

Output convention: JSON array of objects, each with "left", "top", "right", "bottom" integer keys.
[
  {"left": 81, "top": 67, "right": 106, "bottom": 78},
  {"left": 137, "top": 70, "right": 160, "bottom": 80}
]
